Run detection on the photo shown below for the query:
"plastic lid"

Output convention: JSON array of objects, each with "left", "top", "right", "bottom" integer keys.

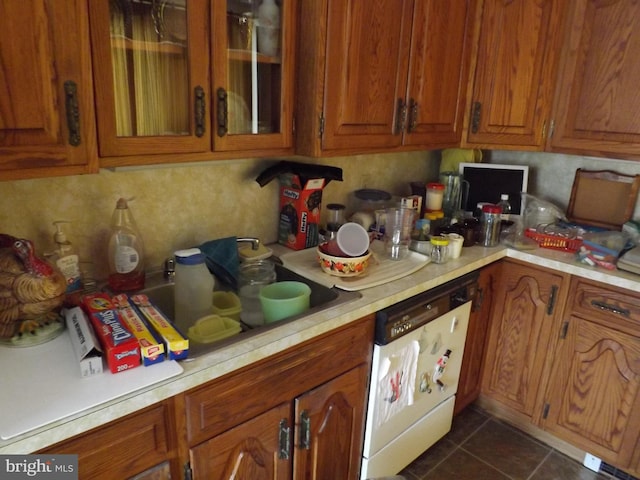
[
  {"left": 425, "top": 210, "right": 445, "bottom": 220},
  {"left": 482, "top": 204, "right": 502, "bottom": 214},
  {"left": 337, "top": 222, "right": 370, "bottom": 257},
  {"left": 427, "top": 182, "right": 445, "bottom": 190},
  {"left": 326, "top": 203, "right": 346, "bottom": 211},
  {"left": 354, "top": 189, "right": 392, "bottom": 202},
  {"left": 175, "top": 248, "right": 206, "bottom": 265},
  {"left": 430, "top": 235, "right": 450, "bottom": 246},
  {"left": 500, "top": 194, "right": 509, "bottom": 200}
]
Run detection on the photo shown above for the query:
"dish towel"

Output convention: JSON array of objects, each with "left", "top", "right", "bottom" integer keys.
[{"left": 198, "top": 236, "right": 239, "bottom": 290}]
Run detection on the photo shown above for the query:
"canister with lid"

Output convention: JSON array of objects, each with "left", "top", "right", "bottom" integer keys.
[
  {"left": 430, "top": 235, "right": 449, "bottom": 264},
  {"left": 480, "top": 204, "right": 502, "bottom": 247},
  {"left": 425, "top": 182, "right": 445, "bottom": 212}
]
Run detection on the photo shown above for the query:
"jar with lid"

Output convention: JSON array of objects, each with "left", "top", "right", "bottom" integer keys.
[
  {"left": 425, "top": 210, "right": 445, "bottom": 235},
  {"left": 326, "top": 203, "right": 346, "bottom": 238},
  {"left": 480, "top": 204, "right": 502, "bottom": 247},
  {"left": 425, "top": 182, "right": 445, "bottom": 212},
  {"left": 238, "top": 260, "right": 277, "bottom": 327},
  {"left": 430, "top": 235, "right": 449, "bottom": 264},
  {"left": 174, "top": 248, "right": 215, "bottom": 333}
]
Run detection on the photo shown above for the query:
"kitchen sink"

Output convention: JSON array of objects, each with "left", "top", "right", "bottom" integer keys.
[{"left": 136, "top": 261, "right": 361, "bottom": 360}]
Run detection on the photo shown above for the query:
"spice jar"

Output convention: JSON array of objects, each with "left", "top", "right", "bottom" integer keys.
[
  {"left": 425, "top": 182, "right": 445, "bottom": 212},
  {"left": 430, "top": 235, "right": 449, "bottom": 264},
  {"left": 480, "top": 204, "right": 502, "bottom": 247}
]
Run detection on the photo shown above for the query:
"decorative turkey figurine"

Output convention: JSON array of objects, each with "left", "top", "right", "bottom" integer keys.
[{"left": 0, "top": 234, "right": 66, "bottom": 339}]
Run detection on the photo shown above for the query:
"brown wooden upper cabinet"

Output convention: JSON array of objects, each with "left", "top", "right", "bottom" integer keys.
[
  {"left": 0, "top": 0, "right": 97, "bottom": 181},
  {"left": 296, "top": 0, "right": 475, "bottom": 157},
  {"left": 462, "top": 0, "right": 565, "bottom": 150},
  {"left": 548, "top": 0, "right": 640, "bottom": 161},
  {"left": 89, "top": 0, "right": 295, "bottom": 167}
]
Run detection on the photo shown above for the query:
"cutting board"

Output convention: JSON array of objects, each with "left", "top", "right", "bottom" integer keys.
[
  {"left": 0, "top": 330, "right": 183, "bottom": 440},
  {"left": 280, "top": 240, "right": 431, "bottom": 291}
]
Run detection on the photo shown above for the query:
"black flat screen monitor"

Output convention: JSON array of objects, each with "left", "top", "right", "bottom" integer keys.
[{"left": 458, "top": 163, "right": 529, "bottom": 215}]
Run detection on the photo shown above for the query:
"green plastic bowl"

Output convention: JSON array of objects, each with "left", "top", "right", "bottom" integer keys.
[{"left": 259, "top": 281, "right": 311, "bottom": 324}]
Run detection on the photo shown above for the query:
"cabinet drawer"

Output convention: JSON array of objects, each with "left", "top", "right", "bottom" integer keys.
[
  {"left": 40, "top": 403, "right": 173, "bottom": 480},
  {"left": 184, "top": 316, "right": 374, "bottom": 446},
  {"left": 570, "top": 278, "right": 640, "bottom": 333}
]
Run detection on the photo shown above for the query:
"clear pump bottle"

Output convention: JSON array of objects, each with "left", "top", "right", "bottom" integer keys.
[{"left": 50, "top": 221, "right": 82, "bottom": 295}]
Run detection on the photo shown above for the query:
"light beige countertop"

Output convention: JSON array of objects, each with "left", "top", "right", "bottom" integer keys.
[{"left": 2, "top": 244, "right": 639, "bottom": 454}]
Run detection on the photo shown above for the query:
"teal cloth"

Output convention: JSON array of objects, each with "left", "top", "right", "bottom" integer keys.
[{"left": 198, "top": 236, "right": 239, "bottom": 289}]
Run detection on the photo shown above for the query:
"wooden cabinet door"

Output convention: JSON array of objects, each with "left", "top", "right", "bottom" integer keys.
[
  {"left": 463, "top": 0, "right": 565, "bottom": 149},
  {"left": 293, "top": 364, "right": 368, "bottom": 480},
  {"left": 482, "top": 260, "right": 568, "bottom": 416},
  {"left": 190, "top": 403, "right": 292, "bottom": 480},
  {"left": 543, "top": 314, "right": 640, "bottom": 467},
  {"left": 541, "top": 278, "right": 640, "bottom": 468},
  {"left": 0, "top": 0, "right": 97, "bottom": 181},
  {"left": 549, "top": 0, "right": 640, "bottom": 160},
  {"left": 211, "top": 0, "right": 296, "bottom": 152},
  {"left": 317, "top": 0, "right": 413, "bottom": 152},
  {"left": 455, "top": 261, "right": 501, "bottom": 415},
  {"left": 40, "top": 403, "right": 177, "bottom": 480},
  {"left": 89, "top": 0, "right": 210, "bottom": 158},
  {"left": 403, "top": 0, "right": 474, "bottom": 148}
]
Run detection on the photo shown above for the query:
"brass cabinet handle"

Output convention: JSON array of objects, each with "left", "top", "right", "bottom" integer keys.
[
  {"left": 194, "top": 86, "right": 205, "bottom": 137},
  {"left": 64, "top": 81, "right": 81, "bottom": 146},
  {"left": 216, "top": 87, "right": 228, "bottom": 137}
]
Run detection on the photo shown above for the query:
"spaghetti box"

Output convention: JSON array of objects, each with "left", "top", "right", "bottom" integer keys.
[
  {"left": 278, "top": 173, "right": 325, "bottom": 250},
  {"left": 64, "top": 306, "right": 103, "bottom": 377},
  {"left": 81, "top": 293, "right": 141, "bottom": 374},
  {"left": 112, "top": 294, "right": 165, "bottom": 366},
  {"left": 130, "top": 294, "right": 189, "bottom": 360}
]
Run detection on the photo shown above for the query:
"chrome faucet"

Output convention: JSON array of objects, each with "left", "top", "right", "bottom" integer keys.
[{"left": 237, "top": 237, "right": 261, "bottom": 250}]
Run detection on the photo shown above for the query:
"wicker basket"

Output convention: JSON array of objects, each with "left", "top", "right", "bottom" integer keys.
[{"left": 524, "top": 228, "right": 583, "bottom": 252}]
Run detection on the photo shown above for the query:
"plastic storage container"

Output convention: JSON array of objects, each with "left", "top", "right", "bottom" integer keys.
[
  {"left": 238, "top": 260, "right": 276, "bottom": 327},
  {"left": 211, "top": 291, "right": 242, "bottom": 321},
  {"left": 425, "top": 182, "right": 445, "bottom": 212},
  {"left": 174, "top": 248, "right": 214, "bottom": 333}
]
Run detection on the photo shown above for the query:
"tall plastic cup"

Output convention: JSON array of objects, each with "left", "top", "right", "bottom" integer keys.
[{"left": 384, "top": 207, "right": 416, "bottom": 260}]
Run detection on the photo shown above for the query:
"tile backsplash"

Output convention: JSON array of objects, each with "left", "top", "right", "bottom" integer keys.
[
  {"left": 1, "top": 151, "right": 437, "bottom": 281},
  {"left": 3, "top": 149, "right": 639, "bottom": 282}
]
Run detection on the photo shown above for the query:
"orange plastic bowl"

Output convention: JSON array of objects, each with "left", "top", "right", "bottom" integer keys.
[{"left": 317, "top": 244, "right": 371, "bottom": 277}]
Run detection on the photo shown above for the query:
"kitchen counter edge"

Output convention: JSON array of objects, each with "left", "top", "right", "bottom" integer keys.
[{"left": 2, "top": 244, "right": 639, "bottom": 454}]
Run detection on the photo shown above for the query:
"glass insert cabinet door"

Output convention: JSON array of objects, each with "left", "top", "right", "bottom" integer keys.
[
  {"left": 90, "top": 0, "right": 210, "bottom": 157},
  {"left": 212, "top": 0, "right": 293, "bottom": 151}
]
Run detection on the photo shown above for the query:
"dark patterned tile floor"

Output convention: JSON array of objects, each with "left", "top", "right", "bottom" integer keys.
[{"left": 398, "top": 404, "right": 611, "bottom": 480}]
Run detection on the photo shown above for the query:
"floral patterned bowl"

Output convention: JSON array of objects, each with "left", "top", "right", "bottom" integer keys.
[{"left": 317, "top": 244, "right": 372, "bottom": 277}]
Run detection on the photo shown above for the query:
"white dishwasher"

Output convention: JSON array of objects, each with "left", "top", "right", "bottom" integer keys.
[{"left": 361, "top": 272, "right": 478, "bottom": 479}]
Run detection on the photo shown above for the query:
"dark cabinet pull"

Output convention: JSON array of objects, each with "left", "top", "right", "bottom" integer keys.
[
  {"left": 395, "top": 98, "right": 407, "bottom": 135},
  {"left": 216, "top": 87, "right": 228, "bottom": 137},
  {"left": 299, "top": 410, "right": 311, "bottom": 450},
  {"left": 407, "top": 98, "right": 418, "bottom": 133},
  {"left": 64, "top": 81, "right": 81, "bottom": 146},
  {"left": 546, "top": 285, "right": 558, "bottom": 315},
  {"left": 194, "top": 86, "right": 205, "bottom": 137},
  {"left": 471, "top": 101, "right": 481, "bottom": 134},
  {"left": 278, "top": 419, "right": 290, "bottom": 460},
  {"left": 591, "top": 300, "right": 630, "bottom": 318}
]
